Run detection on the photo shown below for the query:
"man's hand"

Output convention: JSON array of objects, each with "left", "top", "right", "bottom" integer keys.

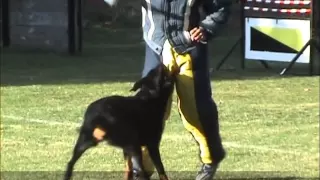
[{"left": 189, "top": 27, "right": 204, "bottom": 42}]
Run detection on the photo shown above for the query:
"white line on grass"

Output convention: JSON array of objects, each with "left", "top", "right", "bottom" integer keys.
[
  {"left": 163, "top": 134, "right": 318, "bottom": 156},
  {"left": 1, "top": 115, "right": 79, "bottom": 127},
  {"left": 223, "top": 142, "right": 314, "bottom": 155},
  {"left": 2, "top": 115, "right": 318, "bottom": 156}
]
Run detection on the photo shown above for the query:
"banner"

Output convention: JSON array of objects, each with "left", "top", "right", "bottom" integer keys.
[
  {"left": 245, "top": 18, "right": 311, "bottom": 63},
  {"left": 243, "top": 0, "right": 313, "bottom": 63}
]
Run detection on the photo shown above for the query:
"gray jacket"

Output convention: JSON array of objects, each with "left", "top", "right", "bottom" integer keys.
[{"left": 142, "top": 0, "right": 232, "bottom": 55}]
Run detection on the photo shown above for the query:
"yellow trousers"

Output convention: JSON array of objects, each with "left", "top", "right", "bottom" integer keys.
[{"left": 141, "top": 40, "right": 225, "bottom": 170}]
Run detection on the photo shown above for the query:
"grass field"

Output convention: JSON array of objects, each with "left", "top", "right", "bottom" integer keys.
[{"left": 1, "top": 27, "right": 319, "bottom": 180}]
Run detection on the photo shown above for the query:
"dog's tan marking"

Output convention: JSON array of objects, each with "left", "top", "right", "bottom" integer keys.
[
  {"left": 124, "top": 157, "right": 133, "bottom": 180},
  {"left": 93, "top": 127, "right": 106, "bottom": 141}
]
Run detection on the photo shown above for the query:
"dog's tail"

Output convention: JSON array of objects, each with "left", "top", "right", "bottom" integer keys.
[{"left": 75, "top": 116, "right": 106, "bottom": 133}]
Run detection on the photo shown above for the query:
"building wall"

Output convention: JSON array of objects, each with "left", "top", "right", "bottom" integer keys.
[{"left": 9, "top": 0, "right": 69, "bottom": 51}]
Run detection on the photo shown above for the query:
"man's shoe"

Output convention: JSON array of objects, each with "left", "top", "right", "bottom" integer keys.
[{"left": 195, "top": 163, "right": 219, "bottom": 180}]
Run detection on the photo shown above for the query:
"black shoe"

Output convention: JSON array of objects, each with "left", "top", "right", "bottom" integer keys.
[{"left": 195, "top": 163, "right": 219, "bottom": 180}]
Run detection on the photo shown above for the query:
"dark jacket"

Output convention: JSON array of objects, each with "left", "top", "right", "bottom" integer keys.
[{"left": 141, "top": 0, "right": 233, "bottom": 55}]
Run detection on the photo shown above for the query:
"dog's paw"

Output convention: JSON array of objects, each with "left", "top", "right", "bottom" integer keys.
[{"left": 159, "top": 174, "right": 169, "bottom": 180}]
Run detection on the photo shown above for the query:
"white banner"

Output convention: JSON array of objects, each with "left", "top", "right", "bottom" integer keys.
[{"left": 245, "top": 18, "right": 311, "bottom": 63}]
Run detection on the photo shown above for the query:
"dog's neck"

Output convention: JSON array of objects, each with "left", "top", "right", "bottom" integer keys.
[
  {"left": 134, "top": 88, "right": 153, "bottom": 99},
  {"left": 134, "top": 87, "right": 172, "bottom": 103}
]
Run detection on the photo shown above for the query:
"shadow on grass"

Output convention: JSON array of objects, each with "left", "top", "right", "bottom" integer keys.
[
  {"left": 215, "top": 178, "right": 315, "bottom": 180},
  {"left": 0, "top": 171, "right": 316, "bottom": 180},
  {"left": 1, "top": 28, "right": 318, "bottom": 87}
]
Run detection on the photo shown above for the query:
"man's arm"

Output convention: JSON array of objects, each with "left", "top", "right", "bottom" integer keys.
[{"left": 199, "top": 0, "right": 233, "bottom": 41}]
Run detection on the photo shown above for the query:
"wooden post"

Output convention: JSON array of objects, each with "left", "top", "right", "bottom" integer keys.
[{"left": 1, "top": 0, "right": 10, "bottom": 47}]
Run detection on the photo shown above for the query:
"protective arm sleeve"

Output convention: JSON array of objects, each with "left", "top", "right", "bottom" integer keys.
[{"left": 199, "top": 0, "right": 233, "bottom": 42}]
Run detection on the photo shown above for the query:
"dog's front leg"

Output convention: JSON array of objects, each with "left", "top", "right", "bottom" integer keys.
[{"left": 146, "top": 145, "right": 169, "bottom": 180}]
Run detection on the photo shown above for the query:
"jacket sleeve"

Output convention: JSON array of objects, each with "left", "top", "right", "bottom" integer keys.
[{"left": 199, "top": 0, "right": 233, "bottom": 41}]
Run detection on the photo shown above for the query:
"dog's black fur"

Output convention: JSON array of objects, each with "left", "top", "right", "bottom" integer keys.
[{"left": 63, "top": 64, "right": 175, "bottom": 180}]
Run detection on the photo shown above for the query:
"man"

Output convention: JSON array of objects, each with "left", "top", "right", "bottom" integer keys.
[
  {"left": 140, "top": 1, "right": 232, "bottom": 180},
  {"left": 106, "top": 0, "right": 232, "bottom": 179}
]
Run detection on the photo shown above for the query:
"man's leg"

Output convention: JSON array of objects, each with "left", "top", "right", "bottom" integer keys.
[{"left": 165, "top": 42, "right": 226, "bottom": 179}]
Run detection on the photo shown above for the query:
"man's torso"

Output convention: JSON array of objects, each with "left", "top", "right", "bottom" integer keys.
[{"left": 141, "top": 0, "right": 205, "bottom": 55}]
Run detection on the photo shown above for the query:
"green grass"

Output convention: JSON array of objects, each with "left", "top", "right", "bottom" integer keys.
[{"left": 1, "top": 28, "right": 319, "bottom": 179}]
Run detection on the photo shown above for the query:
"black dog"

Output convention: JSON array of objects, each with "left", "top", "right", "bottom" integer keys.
[{"left": 63, "top": 64, "right": 175, "bottom": 180}]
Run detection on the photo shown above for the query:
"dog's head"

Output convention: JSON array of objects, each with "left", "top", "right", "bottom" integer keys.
[{"left": 130, "top": 64, "right": 175, "bottom": 98}]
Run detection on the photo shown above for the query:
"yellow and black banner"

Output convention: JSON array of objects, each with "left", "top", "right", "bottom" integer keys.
[{"left": 243, "top": 0, "right": 313, "bottom": 63}]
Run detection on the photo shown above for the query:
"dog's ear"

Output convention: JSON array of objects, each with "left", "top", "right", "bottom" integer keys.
[
  {"left": 130, "top": 77, "right": 147, "bottom": 92},
  {"left": 130, "top": 67, "right": 159, "bottom": 92}
]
